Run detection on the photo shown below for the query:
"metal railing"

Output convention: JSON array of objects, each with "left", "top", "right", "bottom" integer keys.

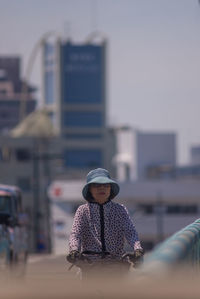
[{"left": 142, "top": 219, "right": 200, "bottom": 273}]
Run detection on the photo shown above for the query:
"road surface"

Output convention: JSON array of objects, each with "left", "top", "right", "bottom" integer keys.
[{"left": 0, "top": 254, "right": 200, "bottom": 299}]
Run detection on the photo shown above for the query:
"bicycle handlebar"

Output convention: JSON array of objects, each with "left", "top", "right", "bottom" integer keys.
[{"left": 67, "top": 251, "right": 139, "bottom": 271}]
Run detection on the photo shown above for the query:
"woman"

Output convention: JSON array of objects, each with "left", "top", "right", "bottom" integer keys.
[{"left": 67, "top": 168, "right": 143, "bottom": 265}]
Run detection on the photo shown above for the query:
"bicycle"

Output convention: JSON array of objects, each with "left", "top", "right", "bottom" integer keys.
[{"left": 67, "top": 251, "right": 143, "bottom": 280}]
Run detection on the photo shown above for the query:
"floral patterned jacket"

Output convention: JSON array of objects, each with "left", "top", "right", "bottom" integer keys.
[{"left": 69, "top": 200, "right": 142, "bottom": 256}]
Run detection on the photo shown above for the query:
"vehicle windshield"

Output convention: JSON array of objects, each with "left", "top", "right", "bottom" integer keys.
[{"left": 0, "top": 195, "right": 11, "bottom": 213}]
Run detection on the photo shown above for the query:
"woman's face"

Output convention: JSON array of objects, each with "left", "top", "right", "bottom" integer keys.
[{"left": 89, "top": 183, "right": 111, "bottom": 204}]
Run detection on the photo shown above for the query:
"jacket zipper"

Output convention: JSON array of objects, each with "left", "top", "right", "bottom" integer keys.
[{"left": 99, "top": 205, "right": 106, "bottom": 252}]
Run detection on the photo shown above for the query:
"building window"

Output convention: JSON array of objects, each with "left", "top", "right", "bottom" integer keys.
[
  {"left": 49, "top": 112, "right": 56, "bottom": 126},
  {"left": 62, "top": 44, "right": 103, "bottom": 104},
  {"left": 0, "top": 147, "right": 11, "bottom": 161},
  {"left": 138, "top": 203, "right": 198, "bottom": 215},
  {"left": 0, "top": 111, "right": 9, "bottom": 118},
  {"left": 138, "top": 204, "right": 154, "bottom": 214},
  {"left": 44, "top": 71, "right": 55, "bottom": 104},
  {"left": 17, "top": 177, "right": 31, "bottom": 192},
  {"left": 64, "top": 149, "right": 102, "bottom": 168},
  {"left": 44, "top": 43, "right": 55, "bottom": 57},
  {"left": 64, "top": 133, "right": 102, "bottom": 139},
  {"left": 166, "top": 204, "right": 198, "bottom": 214},
  {"left": 63, "top": 111, "right": 103, "bottom": 127},
  {"left": 15, "top": 148, "right": 31, "bottom": 161}
]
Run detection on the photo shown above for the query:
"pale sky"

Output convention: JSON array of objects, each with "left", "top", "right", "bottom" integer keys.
[{"left": 1, "top": 0, "right": 200, "bottom": 164}]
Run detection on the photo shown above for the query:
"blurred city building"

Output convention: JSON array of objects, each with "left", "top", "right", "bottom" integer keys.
[
  {"left": 145, "top": 142, "right": 200, "bottom": 180},
  {"left": 0, "top": 110, "right": 60, "bottom": 252},
  {"left": 0, "top": 124, "right": 116, "bottom": 253},
  {"left": 48, "top": 178, "right": 200, "bottom": 253},
  {"left": 1, "top": 37, "right": 200, "bottom": 255},
  {"left": 112, "top": 128, "right": 176, "bottom": 181},
  {"left": 0, "top": 35, "right": 117, "bottom": 253},
  {"left": 0, "top": 57, "right": 36, "bottom": 132},
  {"left": 47, "top": 129, "right": 200, "bottom": 253},
  {"left": 146, "top": 164, "right": 200, "bottom": 180},
  {"left": 1, "top": 115, "right": 200, "bottom": 253},
  {"left": 42, "top": 35, "right": 116, "bottom": 178},
  {"left": 135, "top": 131, "right": 176, "bottom": 180},
  {"left": 190, "top": 145, "right": 200, "bottom": 165}
]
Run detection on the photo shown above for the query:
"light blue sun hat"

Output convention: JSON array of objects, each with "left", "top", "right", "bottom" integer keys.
[{"left": 82, "top": 168, "right": 120, "bottom": 201}]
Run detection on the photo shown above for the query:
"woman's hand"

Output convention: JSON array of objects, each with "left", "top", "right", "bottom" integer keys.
[
  {"left": 129, "top": 249, "right": 144, "bottom": 267},
  {"left": 66, "top": 250, "right": 80, "bottom": 263}
]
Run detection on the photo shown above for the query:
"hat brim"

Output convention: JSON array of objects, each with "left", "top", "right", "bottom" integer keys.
[{"left": 82, "top": 176, "right": 120, "bottom": 200}]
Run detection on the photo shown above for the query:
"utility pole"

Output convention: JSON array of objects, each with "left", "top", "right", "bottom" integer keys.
[
  {"left": 32, "top": 140, "right": 40, "bottom": 252},
  {"left": 155, "top": 192, "right": 165, "bottom": 243}
]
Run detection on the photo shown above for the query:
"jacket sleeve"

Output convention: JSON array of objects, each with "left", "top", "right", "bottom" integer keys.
[
  {"left": 121, "top": 205, "right": 143, "bottom": 251},
  {"left": 68, "top": 205, "right": 85, "bottom": 252}
]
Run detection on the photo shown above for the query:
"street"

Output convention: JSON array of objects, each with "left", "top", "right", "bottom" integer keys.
[
  {"left": 0, "top": 253, "right": 200, "bottom": 299},
  {"left": 0, "top": 254, "right": 83, "bottom": 299}
]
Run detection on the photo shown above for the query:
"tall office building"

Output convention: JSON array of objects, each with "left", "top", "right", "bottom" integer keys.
[
  {"left": 42, "top": 37, "right": 115, "bottom": 178},
  {"left": 0, "top": 57, "right": 36, "bottom": 132}
]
